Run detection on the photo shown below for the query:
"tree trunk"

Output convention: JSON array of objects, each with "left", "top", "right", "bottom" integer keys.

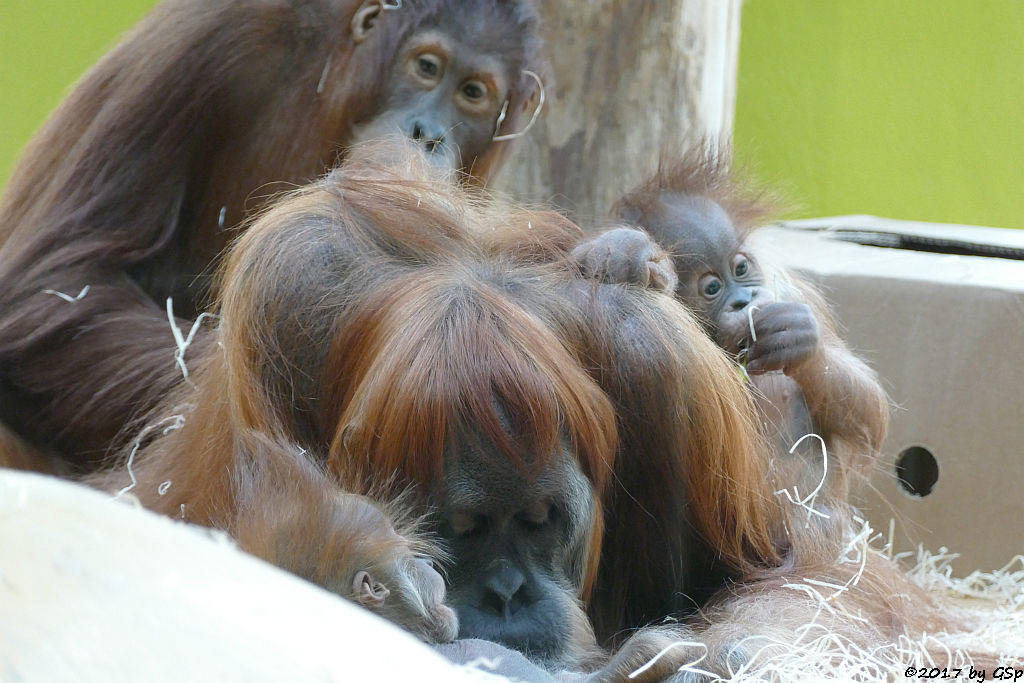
[{"left": 492, "top": 0, "right": 742, "bottom": 227}]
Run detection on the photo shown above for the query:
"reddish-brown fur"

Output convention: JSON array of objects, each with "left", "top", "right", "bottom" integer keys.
[
  {"left": 0, "top": 0, "right": 545, "bottom": 467},
  {"left": 230, "top": 431, "right": 458, "bottom": 643},
  {"left": 608, "top": 146, "right": 1004, "bottom": 672},
  {"left": 0, "top": 424, "right": 66, "bottom": 475},
  {"left": 78, "top": 144, "right": 1006, "bottom": 677},
  {"left": 83, "top": 144, "right": 780, "bottom": 677}
]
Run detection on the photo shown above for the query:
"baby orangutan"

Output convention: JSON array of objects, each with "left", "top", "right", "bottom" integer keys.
[
  {"left": 228, "top": 433, "right": 457, "bottom": 644},
  {"left": 602, "top": 147, "right": 890, "bottom": 500}
]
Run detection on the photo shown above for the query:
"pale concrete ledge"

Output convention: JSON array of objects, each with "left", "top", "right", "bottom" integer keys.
[{"left": 0, "top": 470, "right": 504, "bottom": 683}]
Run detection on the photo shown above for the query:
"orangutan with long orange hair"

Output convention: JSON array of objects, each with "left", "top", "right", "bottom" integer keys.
[{"left": 89, "top": 144, "right": 997, "bottom": 680}]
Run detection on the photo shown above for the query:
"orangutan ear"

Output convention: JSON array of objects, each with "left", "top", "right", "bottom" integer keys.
[
  {"left": 351, "top": 2, "right": 382, "bottom": 43},
  {"left": 353, "top": 570, "right": 390, "bottom": 608}
]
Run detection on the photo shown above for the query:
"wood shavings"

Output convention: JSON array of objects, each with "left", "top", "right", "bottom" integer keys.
[
  {"left": 617, "top": 518, "right": 1024, "bottom": 682},
  {"left": 775, "top": 433, "right": 831, "bottom": 525},
  {"left": 42, "top": 285, "right": 90, "bottom": 303},
  {"left": 747, "top": 304, "right": 760, "bottom": 343},
  {"left": 629, "top": 640, "right": 712, "bottom": 680},
  {"left": 316, "top": 54, "right": 332, "bottom": 95},
  {"left": 166, "top": 298, "right": 217, "bottom": 385},
  {"left": 906, "top": 549, "right": 1024, "bottom": 610},
  {"left": 114, "top": 415, "right": 186, "bottom": 499},
  {"left": 719, "top": 528, "right": 1024, "bottom": 681},
  {"left": 492, "top": 70, "right": 546, "bottom": 142}
]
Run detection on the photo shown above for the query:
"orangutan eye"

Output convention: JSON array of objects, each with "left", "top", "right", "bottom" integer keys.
[
  {"left": 416, "top": 54, "right": 442, "bottom": 79},
  {"left": 734, "top": 259, "right": 749, "bottom": 277},
  {"left": 448, "top": 511, "right": 485, "bottom": 537},
  {"left": 461, "top": 80, "right": 486, "bottom": 101},
  {"left": 701, "top": 276, "right": 723, "bottom": 298},
  {"left": 515, "top": 500, "right": 552, "bottom": 531}
]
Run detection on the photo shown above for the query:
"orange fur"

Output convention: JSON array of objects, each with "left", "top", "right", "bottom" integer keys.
[
  {"left": 84, "top": 144, "right": 779, "bottom": 666},
  {"left": 87, "top": 142, "right": 1003, "bottom": 675},
  {"left": 611, "top": 145, "right": 1004, "bottom": 670}
]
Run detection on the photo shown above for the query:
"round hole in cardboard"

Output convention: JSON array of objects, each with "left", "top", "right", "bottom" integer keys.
[{"left": 895, "top": 446, "right": 938, "bottom": 497}]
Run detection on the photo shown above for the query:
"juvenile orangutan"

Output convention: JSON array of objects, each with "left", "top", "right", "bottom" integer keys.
[
  {"left": 607, "top": 146, "right": 890, "bottom": 499},
  {"left": 228, "top": 433, "right": 458, "bottom": 644}
]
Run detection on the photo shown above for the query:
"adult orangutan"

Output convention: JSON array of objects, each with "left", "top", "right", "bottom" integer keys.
[
  {"left": 91, "top": 144, "right": 997, "bottom": 679},
  {"left": 0, "top": 0, "right": 546, "bottom": 468},
  {"left": 85, "top": 142, "right": 771, "bottom": 678},
  {"left": 597, "top": 145, "right": 890, "bottom": 499}
]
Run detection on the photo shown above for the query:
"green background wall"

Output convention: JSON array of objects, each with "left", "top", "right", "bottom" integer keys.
[
  {"left": 3, "top": 1, "right": 1022, "bottom": 228},
  {"left": 0, "top": 1, "right": 155, "bottom": 181},
  {"left": 734, "top": 0, "right": 1024, "bottom": 229}
]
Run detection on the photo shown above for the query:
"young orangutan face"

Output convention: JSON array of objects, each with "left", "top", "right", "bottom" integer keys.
[
  {"left": 352, "top": 23, "right": 514, "bottom": 172},
  {"left": 645, "top": 194, "right": 774, "bottom": 355}
]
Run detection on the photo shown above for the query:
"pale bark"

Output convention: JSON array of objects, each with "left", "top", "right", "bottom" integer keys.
[{"left": 493, "top": 0, "right": 742, "bottom": 226}]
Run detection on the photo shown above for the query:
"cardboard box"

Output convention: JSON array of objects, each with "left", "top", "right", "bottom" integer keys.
[{"left": 753, "top": 215, "right": 1024, "bottom": 573}]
